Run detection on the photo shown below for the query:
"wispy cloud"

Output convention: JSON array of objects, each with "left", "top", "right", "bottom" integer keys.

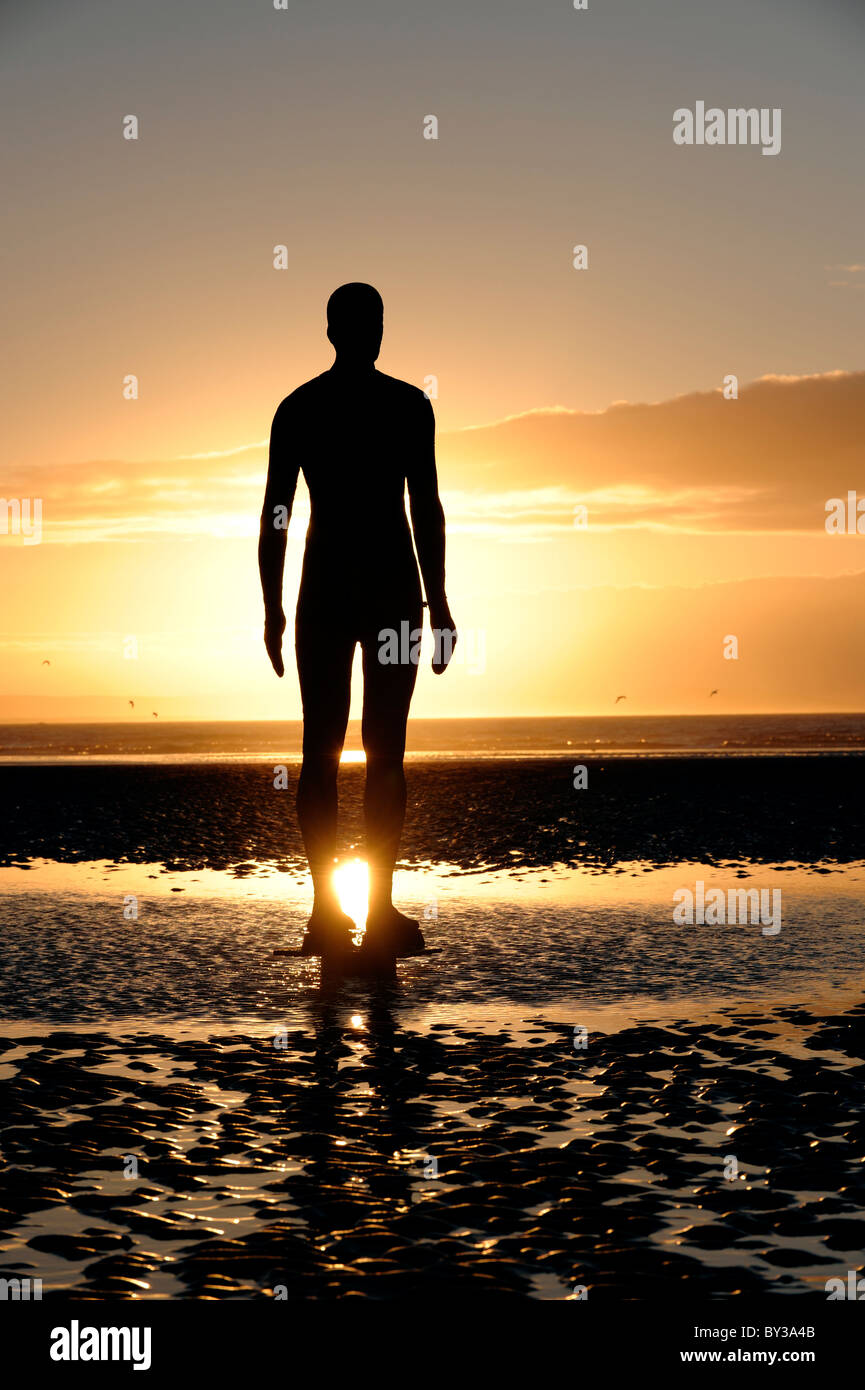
[
  {"left": 172, "top": 440, "right": 268, "bottom": 460},
  {"left": 3, "top": 371, "right": 863, "bottom": 543}
]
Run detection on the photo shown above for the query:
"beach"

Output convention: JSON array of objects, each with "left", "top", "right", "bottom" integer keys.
[
  {"left": 2, "top": 750, "right": 865, "bottom": 875},
  {"left": 1, "top": 729, "right": 864, "bottom": 1300}
]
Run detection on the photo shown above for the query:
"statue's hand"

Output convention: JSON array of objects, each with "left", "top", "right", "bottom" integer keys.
[
  {"left": 429, "top": 601, "right": 457, "bottom": 675},
  {"left": 264, "top": 608, "right": 286, "bottom": 678}
]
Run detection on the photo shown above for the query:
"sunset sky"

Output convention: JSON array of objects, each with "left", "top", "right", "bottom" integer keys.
[{"left": 1, "top": 0, "right": 863, "bottom": 719}]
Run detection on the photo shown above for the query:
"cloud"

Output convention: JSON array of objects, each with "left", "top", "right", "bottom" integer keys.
[
  {"left": 0, "top": 459, "right": 271, "bottom": 543},
  {"left": 2, "top": 370, "right": 863, "bottom": 542},
  {"left": 172, "top": 440, "right": 268, "bottom": 460},
  {"left": 437, "top": 369, "right": 865, "bottom": 533}
]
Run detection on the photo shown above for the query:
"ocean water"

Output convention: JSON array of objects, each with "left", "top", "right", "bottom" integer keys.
[{"left": 1, "top": 713, "right": 865, "bottom": 762}]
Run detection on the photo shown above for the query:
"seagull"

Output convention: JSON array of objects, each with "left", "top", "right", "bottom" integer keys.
[
  {"left": 128, "top": 700, "right": 135, "bottom": 709},
  {"left": 152, "top": 711, "right": 158, "bottom": 719},
  {"left": 709, "top": 689, "right": 719, "bottom": 698},
  {"left": 41, "top": 659, "right": 51, "bottom": 666},
  {"left": 615, "top": 694, "right": 627, "bottom": 704}
]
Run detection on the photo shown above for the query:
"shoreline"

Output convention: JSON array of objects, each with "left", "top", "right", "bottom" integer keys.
[{"left": 4, "top": 747, "right": 865, "bottom": 767}]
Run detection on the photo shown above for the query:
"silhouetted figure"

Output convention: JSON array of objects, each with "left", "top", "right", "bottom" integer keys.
[{"left": 259, "top": 283, "right": 456, "bottom": 959}]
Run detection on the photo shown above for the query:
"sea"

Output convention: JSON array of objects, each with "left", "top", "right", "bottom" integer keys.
[{"left": 1, "top": 712, "right": 864, "bottom": 762}]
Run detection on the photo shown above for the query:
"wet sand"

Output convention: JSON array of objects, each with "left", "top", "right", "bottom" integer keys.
[
  {"left": 1, "top": 756, "right": 864, "bottom": 874},
  {"left": 1, "top": 999, "right": 864, "bottom": 1299},
  {"left": 1, "top": 757, "right": 864, "bottom": 1300}
]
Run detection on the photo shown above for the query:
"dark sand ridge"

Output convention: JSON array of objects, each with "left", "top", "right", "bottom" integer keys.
[
  {"left": 0, "top": 757, "right": 861, "bottom": 875},
  {"left": 1, "top": 1001, "right": 864, "bottom": 1299}
]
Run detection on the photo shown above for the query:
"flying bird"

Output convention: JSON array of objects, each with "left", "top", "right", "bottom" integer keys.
[
  {"left": 615, "top": 694, "right": 627, "bottom": 704},
  {"left": 128, "top": 700, "right": 135, "bottom": 709},
  {"left": 41, "top": 659, "right": 51, "bottom": 666},
  {"left": 709, "top": 689, "right": 719, "bottom": 698},
  {"left": 152, "top": 711, "right": 158, "bottom": 719}
]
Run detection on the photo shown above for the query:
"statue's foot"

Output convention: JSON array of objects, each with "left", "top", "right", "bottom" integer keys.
[
  {"left": 300, "top": 905, "right": 357, "bottom": 958},
  {"left": 361, "top": 906, "right": 426, "bottom": 958}
]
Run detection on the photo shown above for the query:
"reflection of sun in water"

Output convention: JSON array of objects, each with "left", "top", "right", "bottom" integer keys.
[
  {"left": 340, "top": 751, "right": 366, "bottom": 764},
  {"left": 333, "top": 859, "right": 369, "bottom": 930}
]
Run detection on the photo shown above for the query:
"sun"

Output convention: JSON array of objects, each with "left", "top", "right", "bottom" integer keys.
[{"left": 332, "top": 859, "right": 369, "bottom": 928}]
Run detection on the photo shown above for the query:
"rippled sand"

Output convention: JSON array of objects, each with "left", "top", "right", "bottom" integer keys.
[
  {"left": 1, "top": 854, "right": 864, "bottom": 1299},
  {"left": 2, "top": 1001, "right": 864, "bottom": 1300}
]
